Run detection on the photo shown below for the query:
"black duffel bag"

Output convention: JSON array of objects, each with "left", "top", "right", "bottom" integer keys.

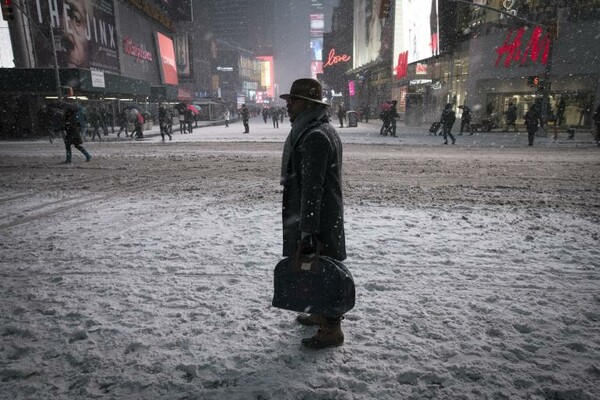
[
  {"left": 429, "top": 121, "right": 441, "bottom": 133},
  {"left": 272, "top": 256, "right": 355, "bottom": 317}
]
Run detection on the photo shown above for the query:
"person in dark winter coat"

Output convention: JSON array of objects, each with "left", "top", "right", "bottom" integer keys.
[
  {"left": 524, "top": 104, "right": 542, "bottom": 146},
  {"left": 336, "top": 104, "right": 345, "bottom": 128},
  {"left": 594, "top": 103, "right": 600, "bottom": 147},
  {"left": 440, "top": 103, "right": 457, "bottom": 145},
  {"left": 389, "top": 100, "right": 399, "bottom": 137},
  {"left": 459, "top": 105, "right": 472, "bottom": 135},
  {"left": 132, "top": 112, "right": 144, "bottom": 139},
  {"left": 62, "top": 103, "right": 91, "bottom": 163},
  {"left": 280, "top": 78, "right": 346, "bottom": 350},
  {"left": 88, "top": 108, "right": 102, "bottom": 141},
  {"left": 185, "top": 108, "right": 194, "bottom": 134},
  {"left": 117, "top": 110, "right": 128, "bottom": 137},
  {"left": 505, "top": 102, "right": 519, "bottom": 132},
  {"left": 271, "top": 108, "right": 279, "bottom": 128},
  {"left": 241, "top": 104, "right": 250, "bottom": 133},
  {"left": 158, "top": 105, "right": 172, "bottom": 142}
]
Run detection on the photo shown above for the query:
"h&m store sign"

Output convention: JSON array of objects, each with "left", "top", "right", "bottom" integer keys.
[{"left": 495, "top": 25, "right": 552, "bottom": 68}]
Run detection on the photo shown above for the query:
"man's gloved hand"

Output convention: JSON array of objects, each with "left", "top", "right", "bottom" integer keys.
[
  {"left": 296, "top": 232, "right": 319, "bottom": 271},
  {"left": 299, "top": 232, "right": 317, "bottom": 256}
]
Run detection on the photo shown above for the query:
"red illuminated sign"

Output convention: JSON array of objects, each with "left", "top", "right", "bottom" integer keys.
[
  {"left": 123, "top": 37, "right": 153, "bottom": 62},
  {"left": 156, "top": 32, "right": 178, "bottom": 85},
  {"left": 323, "top": 48, "right": 351, "bottom": 68},
  {"left": 495, "top": 26, "right": 551, "bottom": 68},
  {"left": 395, "top": 51, "right": 408, "bottom": 79}
]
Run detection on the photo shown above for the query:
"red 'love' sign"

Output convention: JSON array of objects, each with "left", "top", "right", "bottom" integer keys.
[{"left": 323, "top": 48, "right": 351, "bottom": 68}]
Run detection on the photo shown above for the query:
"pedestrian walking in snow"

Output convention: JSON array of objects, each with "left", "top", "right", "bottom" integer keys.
[
  {"left": 185, "top": 108, "right": 194, "bottom": 134},
  {"left": 337, "top": 104, "right": 345, "bottom": 128},
  {"left": 505, "top": 102, "right": 519, "bottom": 132},
  {"left": 62, "top": 102, "right": 91, "bottom": 163},
  {"left": 594, "top": 103, "right": 600, "bottom": 147},
  {"left": 272, "top": 108, "right": 279, "bottom": 128},
  {"left": 158, "top": 105, "right": 172, "bottom": 142},
  {"left": 241, "top": 104, "right": 250, "bottom": 133},
  {"left": 117, "top": 110, "right": 128, "bottom": 138},
  {"left": 458, "top": 105, "right": 472, "bottom": 135},
  {"left": 524, "top": 104, "right": 542, "bottom": 146},
  {"left": 440, "top": 103, "right": 456, "bottom": 145},
  {"left": 132, "top": 112, "right": 144, "bottom": 139},
  {"left": 280, "top": 78, "right": 347, "bottom": 350}
]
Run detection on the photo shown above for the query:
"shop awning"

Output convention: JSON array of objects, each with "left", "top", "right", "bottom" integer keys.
[
  {"left": 151, "top": 86, "right": 179, "bottom": 102},
  {"left": 0, "top": 68, "right": 151, "bottom": 98}
]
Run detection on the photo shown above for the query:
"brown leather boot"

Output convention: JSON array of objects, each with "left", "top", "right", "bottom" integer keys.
[
  {"left": 296, "top": 313, "right": 323, "bottom": 326},
  {"left": 301, "top": 316, "right": 344, "bottom": 349}
]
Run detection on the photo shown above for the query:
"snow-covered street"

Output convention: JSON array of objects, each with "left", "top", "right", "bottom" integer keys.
[{"left": 1, "top": 118, "right": 599, "bottom": 399}]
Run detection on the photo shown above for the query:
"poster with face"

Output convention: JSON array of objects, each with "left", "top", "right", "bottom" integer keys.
[{"left": 29, "top": 0, "right": 120, "bottom": 73}]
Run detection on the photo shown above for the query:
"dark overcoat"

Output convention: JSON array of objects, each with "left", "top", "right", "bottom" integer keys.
[
  {"left": 63, "top": 106, "right": 82, "bottom": 146},
  {"left": 281, "top": 106, "right": 346, "bottom": 261}
]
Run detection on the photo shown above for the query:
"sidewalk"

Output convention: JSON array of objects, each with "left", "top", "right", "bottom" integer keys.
[{"left": 69, "top": 116, "right": 600, "bottom": 148}]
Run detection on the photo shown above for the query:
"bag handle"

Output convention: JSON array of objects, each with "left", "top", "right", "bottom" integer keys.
[{"left": 293, "top": 239, "right": 323, "bottom": 274}]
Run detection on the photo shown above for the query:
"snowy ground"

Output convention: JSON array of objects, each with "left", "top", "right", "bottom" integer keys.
[{"left": 1, "top": 118, "right": 599, "bottom": 399}]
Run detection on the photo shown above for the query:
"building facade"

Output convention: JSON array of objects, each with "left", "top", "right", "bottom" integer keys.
[
  {"left": 391, "top": 0, "right": 600, "bottom": 127},
  {"left": 322, "top": 0, "right": 600, "bottom": 129}
]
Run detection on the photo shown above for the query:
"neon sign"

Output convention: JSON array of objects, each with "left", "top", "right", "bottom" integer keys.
[
  {"left": 323, "top": 48, "right": 351, "bottom": 68},
  {"left": 395, "top": 51, "right": 408, "bottom": 79},
  {"left": 123, "top": 37, "right": 153, "bottom": 62},
  {"left": 495, "top": 26, "right": 550, "bottom": 67}
]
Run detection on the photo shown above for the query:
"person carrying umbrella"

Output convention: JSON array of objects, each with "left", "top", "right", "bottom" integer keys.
[{"left": 132, "top": 110, "right": 144, "bottom": 139}]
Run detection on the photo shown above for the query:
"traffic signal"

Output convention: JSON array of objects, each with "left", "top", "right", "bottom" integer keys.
[{"left": 2, "top": 0, "right": 14, "bottom": 21}]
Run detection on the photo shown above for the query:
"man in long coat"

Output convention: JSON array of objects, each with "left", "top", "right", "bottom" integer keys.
[{"left": 280, "top": 78, "right": 346, "bottom": 349}]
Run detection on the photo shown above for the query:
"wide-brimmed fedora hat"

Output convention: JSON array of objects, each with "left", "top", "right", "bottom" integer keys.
[{"left": 280, "top": 78, "right": 329, "bottom": 106}]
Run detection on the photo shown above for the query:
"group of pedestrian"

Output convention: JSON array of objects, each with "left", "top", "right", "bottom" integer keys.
[
  {"left": 260, "top": 107, "right": 284, "bottom": 129},
  {"left": 178, "top": 107, "right": 195, "bottom": 134},
  {"left": 379, "top": 100, "right": 399, "bottom": 137},
  {"left": 432, "top": 101, "right": 549, "bottom": 146}
]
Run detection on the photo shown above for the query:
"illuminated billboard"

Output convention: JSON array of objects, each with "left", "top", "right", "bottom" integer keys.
[
  {"left": 310, "top": 13, "right": 324, "bottom": 37},
  {"left": 393, "top": 0, "right": 440, "bottom": 78},
  {"left": 27, "top": 0, "right": 120, "bottom": 73},
  {"left": 155, "top": 31, "right": 178, "bottom": 85},
  {"left": 354, "top": 0, "right": 382, "bottom": 68},
  {"left": 256, "top": 56, "right": 274, "bottom": 98}
]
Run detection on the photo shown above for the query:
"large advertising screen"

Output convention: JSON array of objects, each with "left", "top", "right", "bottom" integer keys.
[
  {"left": 155, "top": 32, "right": 178, "bottom": 85},
  {"left": 393, "top": 0, "right": 440, "bottom": 78},
  {"left": 256, "top": 56, "right": 274, "bottom": 98},
  {"left": 353, "top": 0, "right": 384, "bottom": 68},
  {"left": 28, "top": 0, "right": 120, "bottom": 73}
]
